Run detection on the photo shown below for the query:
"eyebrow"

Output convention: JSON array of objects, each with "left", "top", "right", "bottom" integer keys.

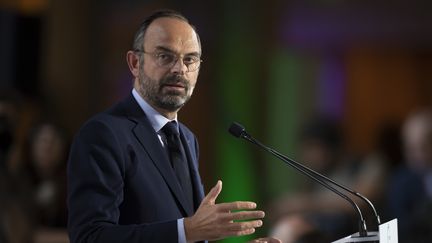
[{"left": 154, "top": 46, "right": 201, "bottom": 57}]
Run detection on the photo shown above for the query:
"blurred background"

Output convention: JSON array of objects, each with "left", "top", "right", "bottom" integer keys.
[{"left": 1, "top": 0, "right": 432, "bottom": 242}]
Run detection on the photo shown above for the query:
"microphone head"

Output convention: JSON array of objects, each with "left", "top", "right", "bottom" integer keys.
[{"left": 228, "top": 122, "right": 246, "bottom": 138}]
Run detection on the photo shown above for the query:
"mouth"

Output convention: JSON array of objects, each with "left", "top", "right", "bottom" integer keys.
[{"left": 162, "top": 83, "right": 186, "bottom": 92}]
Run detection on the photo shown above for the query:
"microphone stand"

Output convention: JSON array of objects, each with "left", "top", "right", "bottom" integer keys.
[{"left": 229, "top": 122, "right": 382, "bottom": 241}]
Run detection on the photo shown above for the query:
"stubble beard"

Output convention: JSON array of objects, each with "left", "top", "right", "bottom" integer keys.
[{"left": 138, "top": 69, "right": 193, "bottom": 112}]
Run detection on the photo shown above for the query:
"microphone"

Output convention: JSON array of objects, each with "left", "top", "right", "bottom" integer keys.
[{"left": 228, "top": 122, "right": 381, "bottom": 237}]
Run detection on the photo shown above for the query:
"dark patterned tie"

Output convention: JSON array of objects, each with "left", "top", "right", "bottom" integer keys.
[{"left": 162, "top": 121, "right": 194, "bottom": 211}]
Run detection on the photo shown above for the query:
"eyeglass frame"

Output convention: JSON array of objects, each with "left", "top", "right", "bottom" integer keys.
[{"left": 134, "top": 49, "right": 203, "bottom": 72}]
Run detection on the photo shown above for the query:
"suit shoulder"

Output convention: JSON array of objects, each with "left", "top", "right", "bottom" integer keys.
[{"left": 76, "top": 98, "right": 134, "bottom": 137}]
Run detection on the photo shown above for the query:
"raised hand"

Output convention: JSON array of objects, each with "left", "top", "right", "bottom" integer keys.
[{"left": 184, "top": 180, "right": 265, "bottom": 242}]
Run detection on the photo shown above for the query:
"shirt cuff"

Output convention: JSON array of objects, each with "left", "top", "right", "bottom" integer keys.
[{"left": 177, "top": 218, "right": 187, "bottom": 243}]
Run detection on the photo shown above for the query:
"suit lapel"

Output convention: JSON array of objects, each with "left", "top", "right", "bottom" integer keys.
[
  {"left": 179, "top": 128, "right": 205, "bottom": 211},
  {"left": 124, "top": 95, "right": 193, "bottom": 216},
  {"left": 132, "top": 124, "right": 193, "bottom": 216}
]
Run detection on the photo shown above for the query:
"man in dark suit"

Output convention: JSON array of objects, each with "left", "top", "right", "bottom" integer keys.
[{"left": 67, "top": 10, "right": 273, "bottom": 243}]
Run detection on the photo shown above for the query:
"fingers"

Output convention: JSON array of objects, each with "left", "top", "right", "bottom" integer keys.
[
  {"left": 201, "top": 180, "right": 222, "bottom": 205},
  {"left": 188, "top": 181, "right": 268, "bottom": 242},
  {"left": 226, "top": 219, "right": 263, "bottom": 231},
  {"left": 218, "top": 201, "right": 257, "bottom": 211},
  {"left": 221, "top": 210, "right": 265, "bottom": 221},
  {"left": 231, "top": 228, "right": 256, "bottom": 237}
]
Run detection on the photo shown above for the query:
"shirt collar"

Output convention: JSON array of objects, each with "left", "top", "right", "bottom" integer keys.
[{"left": 132, "top": 88, "right": 178, "bottom": 133}]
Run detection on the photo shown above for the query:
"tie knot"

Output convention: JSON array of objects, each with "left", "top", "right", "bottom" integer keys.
[{"left": 162, "top": 121, "right": 179, "bottom": 137}]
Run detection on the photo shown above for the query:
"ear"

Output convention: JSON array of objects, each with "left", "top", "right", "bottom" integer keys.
[{"left": 126, "top": 50, "right": 140, "bottom": 78}]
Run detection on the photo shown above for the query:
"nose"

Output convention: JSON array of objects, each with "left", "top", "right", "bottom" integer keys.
[{"left": 170, "top": 58, "right": 188, "bottom": 75}]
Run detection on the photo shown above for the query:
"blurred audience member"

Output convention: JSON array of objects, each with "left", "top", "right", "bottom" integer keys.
[
  {"left": 386, "top": 109, "right": 432, "bottom": 241},
  {"left": 359, "top": 122, "right": 403, "bottom": 219},
  {"left": 24, "top": 121, "right": 69, "bottom": 228},
  {"left": 269, "top": 116, "right": 388, "bottom": 243}
]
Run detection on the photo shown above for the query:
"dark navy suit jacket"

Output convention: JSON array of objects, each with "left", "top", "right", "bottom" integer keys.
[{"left": 67, "top": 94, "right": 205, "bottom": 243}]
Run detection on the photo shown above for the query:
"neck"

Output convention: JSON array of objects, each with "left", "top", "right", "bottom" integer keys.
[{"left": 153, "top": 106, "right": 178, "bottom": 120}]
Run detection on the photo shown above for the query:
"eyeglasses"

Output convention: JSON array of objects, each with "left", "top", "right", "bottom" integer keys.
[{"left": 135, "top": 50, "right": 202, "bottom": 72}]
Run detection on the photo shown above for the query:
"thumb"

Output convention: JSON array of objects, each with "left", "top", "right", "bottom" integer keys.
[{"left": 201, "top": 180, "right": 222, "bottom": 205}]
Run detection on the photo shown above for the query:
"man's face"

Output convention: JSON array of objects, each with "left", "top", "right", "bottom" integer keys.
[{"left": 136, "top": 17, "right": 201, "bottom": 112}]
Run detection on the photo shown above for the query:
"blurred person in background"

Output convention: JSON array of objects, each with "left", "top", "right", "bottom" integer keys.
[
  {"left": 24, "top": 121, "right": 69, "bottom": 228},
  {"left": 386, "top": 109, "right": 432, "bottom": 241},
  {"left": 269, "top": 116, "right": 388, "bottom": 243},
  {"left": 351, "top": 122, "right": 403, "bottom": 226},
  {"left": 20, "top": 121, "right": 70, "bottom": 243}
]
